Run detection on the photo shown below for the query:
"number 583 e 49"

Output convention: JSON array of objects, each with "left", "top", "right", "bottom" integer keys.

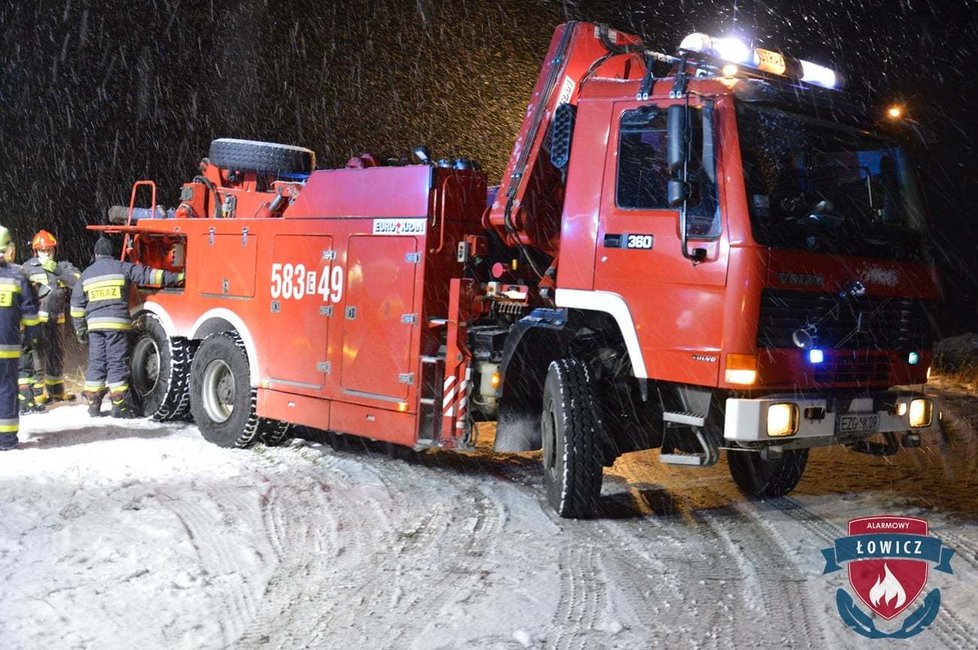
[{"left": 270, "top": 262, "right": 343, "bottom": 303}]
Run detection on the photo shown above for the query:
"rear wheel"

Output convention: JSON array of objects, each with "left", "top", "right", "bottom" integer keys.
[
  {"left": 541, "top": 358, "right": 604, "bottom": 518},
  {"left": 260, "top": 420, "right": 293, "bottom": 447},
  {"left": 131, "top": 314, "right": 193, "bottom": 421},
  {"left": 727, "top": 448, "right": 809, "bottom": 498},
  {"left": 189, "top": 331, "right": 262, "bottom": 448}
]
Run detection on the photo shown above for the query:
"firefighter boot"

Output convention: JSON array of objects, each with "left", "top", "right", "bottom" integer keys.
[
  {"left": 46, "top": 381, "right": 77, "bottom": 403},
  {"left": 18, "top": 383, "right": 46, "bottom": 414},
  {"left": 84, "top": 390, "right": 106, "bottom": 418},
  {"left": 110, "top": 391, "right": 138, "bottom": 419},
  {"left": 33, "top": 384, "right": 49, "bottom": 407}
]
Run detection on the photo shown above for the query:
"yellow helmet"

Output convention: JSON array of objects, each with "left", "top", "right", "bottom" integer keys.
[{"left": 0, "top": 226, "right": 10, "bottom": 249}]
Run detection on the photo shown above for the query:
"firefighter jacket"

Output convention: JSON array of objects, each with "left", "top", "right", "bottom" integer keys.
[
  {"left": 0, "top": 263, "right": 40, "bottom": 358},
  {"left": 70, "top": 255, "right": 183, "bottom": 334},
  {"left": 23, "top": 257, "right": 80, "bottom": 324}
]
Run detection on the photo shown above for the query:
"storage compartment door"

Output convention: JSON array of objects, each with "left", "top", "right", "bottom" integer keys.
[
  {"left": 340, "top": 236, "right": 419, "bottom": 401},
  {"left": 266, "top": 235, "right": 334, "bottom": 391}
]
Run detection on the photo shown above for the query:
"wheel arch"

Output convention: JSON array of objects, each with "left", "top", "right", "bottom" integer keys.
[
  {"left": 132, "top": 301, "right": 176, "bottom": 336},
  {"left": 554, "top": 288, "right": 648, "bottom": 378},
  {"left": 187, "top": 308, "right": 262, "bottom": 387},
  {"left": 494, "top": 304, "right": 642, "bottom": 453},
  {"left": 494, "top": 316, "right": 571, "bottom": 452}
]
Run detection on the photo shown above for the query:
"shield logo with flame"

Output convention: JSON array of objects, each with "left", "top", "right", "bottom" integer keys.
[
  {"left": 821, "top": 514, "right": 956, "bottom": 640},
  {"left": 846, "top": 517, "right": 928, "bottom": 619}
]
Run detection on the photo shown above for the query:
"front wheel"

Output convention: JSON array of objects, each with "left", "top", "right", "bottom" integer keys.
[
  {"left": 541, "top": 358, "right": 604, "bottom": 518},
  {"left": 189, "top": 331, "right": 262, "bottom": 448},
  {"left": 727, "top": 448, "right": 809, "bottom": 498}
]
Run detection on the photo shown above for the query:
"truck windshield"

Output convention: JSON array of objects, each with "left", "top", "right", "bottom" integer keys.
[{"left": 737, "top": 103, "right": 927, "bottom": 262}]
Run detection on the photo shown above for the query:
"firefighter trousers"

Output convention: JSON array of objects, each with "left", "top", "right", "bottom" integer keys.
[
  {"left": 19, "top": 320, "right": 67, "bottom": 402},
  {"left": 0, "top": 356, "right": 20, "bottom": 449},
  {"left": 84, "top": 330, "right": 131, "bottom": 405}
]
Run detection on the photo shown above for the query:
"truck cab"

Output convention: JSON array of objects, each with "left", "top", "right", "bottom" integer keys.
[{"left": 479, "top": 25, "right": 939, "bottom": 516}]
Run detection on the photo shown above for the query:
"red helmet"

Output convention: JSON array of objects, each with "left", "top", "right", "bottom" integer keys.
[{"left": 31, "top": 230, "right": 57, "bottom": 251}]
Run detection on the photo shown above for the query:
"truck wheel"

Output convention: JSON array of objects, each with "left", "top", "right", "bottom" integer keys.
[
  {"left": 189, "top": 331, "right": 262, "bottom": 448},
  {"left": 260, "top": 420, "right": 293, "bottom": 447},
  {"left": 208, "top": 139, "right": 316, "bottom": 175},
  {"left": 541, "top": 358, "right": 603, "bottom": 518},
  {"left": 727, "top": 448, "right": 809, "bottom": 498},
  {"left": 131, "top": 314, "right": 193, "bottom": 421}
]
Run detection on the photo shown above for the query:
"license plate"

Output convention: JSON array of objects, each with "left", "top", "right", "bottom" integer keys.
[{"left": 837, "top": 413, "right": 879, "bottom": 435}]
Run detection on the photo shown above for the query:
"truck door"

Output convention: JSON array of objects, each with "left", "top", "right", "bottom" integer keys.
[
  {"left": 267, "top": 235, "right": 335, "bottom": 391},
  {"left": 594, "top": 102, "right": 729, "bottom": 385},
  {"left": 340, "top": 235, "right": 419, "bottom": 401}
]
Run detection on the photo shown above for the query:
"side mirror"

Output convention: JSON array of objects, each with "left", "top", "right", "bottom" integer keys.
[
  {"left": 549, "top": 103, "right": 576, "bottom": 172},
  {"left": 668, "top": 179, "right": 687, "bottom": 207},
  {"left": 667, "top": 105, "right": 687, "bottom": 173}
]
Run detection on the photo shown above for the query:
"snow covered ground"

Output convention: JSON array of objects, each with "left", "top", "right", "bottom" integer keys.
[{"left": 1, "top": 378, "right": 976, "bottom": 649}]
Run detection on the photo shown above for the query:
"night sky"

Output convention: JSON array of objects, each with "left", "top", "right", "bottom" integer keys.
[{"left": 1, "top": 0, "right": 976, "bottom": 327}]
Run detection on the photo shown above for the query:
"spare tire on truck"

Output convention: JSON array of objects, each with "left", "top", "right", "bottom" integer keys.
[
  {"left": 207, "top": 138, "right": 316, "bottom": 175},
  {"left": 131, "top": 314, "right": 194, "bottom": 421}
]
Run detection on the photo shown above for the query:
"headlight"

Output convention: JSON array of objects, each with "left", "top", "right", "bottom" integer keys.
[
  {"left": 767, "top": 403, "right": 799, "bottom": 437},
  {"left": 908, "top": 399, "right": 933, "bottom": 428}
]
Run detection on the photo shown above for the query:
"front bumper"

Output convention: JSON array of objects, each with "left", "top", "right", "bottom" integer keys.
[{"left": 723, "top": 390, "right": 938, "bottom": 449}]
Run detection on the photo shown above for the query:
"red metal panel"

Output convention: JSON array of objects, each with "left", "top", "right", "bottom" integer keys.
[
  {"left": 257, "top": 388, "right": 330, "bottom": 430},
  {"left": 557, "top": 100, "right": 611, "bottom": 290},
  {"left": 197, "top": 232, "right": 258, "bottom": 297},
  {"left": 329, "top": 401, "right": 418, "bottom": 447},
  {"left": 766, "top": 250, "right": 939, "bottom": 300},
  {"left": 286, "top": 166, "right": 432, "bottom": 218},
  {"left": 340, "top": 235, "right": 419, "bottom": 401},
  {"left": 265, "top": 235, "right": 334, "bottom": 391}
]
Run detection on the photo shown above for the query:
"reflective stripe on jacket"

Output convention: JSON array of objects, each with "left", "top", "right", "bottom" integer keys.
[
  {"left": 0, "top": 264, "right": 39, "bottom": 350},
  {"left": 70, "top": 255, "right": 181, "bottom": 333}
]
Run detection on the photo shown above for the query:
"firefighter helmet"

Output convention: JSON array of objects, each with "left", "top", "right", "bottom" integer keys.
[{"left": 31, "top": 230, "right": 58, "bottom": 251}]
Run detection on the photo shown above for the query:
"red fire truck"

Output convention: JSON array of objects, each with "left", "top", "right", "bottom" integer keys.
[{"left": 101, "top": 23, "right": 940, "bottom": 517}]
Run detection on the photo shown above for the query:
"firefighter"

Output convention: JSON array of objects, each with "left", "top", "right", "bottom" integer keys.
[
  {"left": 20, "top": 229, "right": 81, "bottom": 411},
  {"left": 70, "top": 236, "right": 184, "bottom": 418},
  {"left": 0, "top": 226, "right": 40, "bottom": 450}
]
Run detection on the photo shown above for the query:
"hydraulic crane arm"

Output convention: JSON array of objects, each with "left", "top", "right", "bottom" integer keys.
[{"left": 487, "top": 22, "right": 646, "bottom": 260}]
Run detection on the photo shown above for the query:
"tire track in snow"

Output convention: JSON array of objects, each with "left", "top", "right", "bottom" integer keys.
[
  {"left": 595, "top": 518, "right": 737, "bottom": 649},
  {"left": 160, "top": 486, "right": 263, "bottom": 645},
  {"left": 698, "top": 505, "right": 824, "bottom": 648},
  {"left": 375, "top": 483, "right": 501, "bottom": 649},
  {"left": 546, "top": 541, "right": 607, "bottom": 650},
  {"left": 234, "top": 451, "right": 394, "bottom": 649}
]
